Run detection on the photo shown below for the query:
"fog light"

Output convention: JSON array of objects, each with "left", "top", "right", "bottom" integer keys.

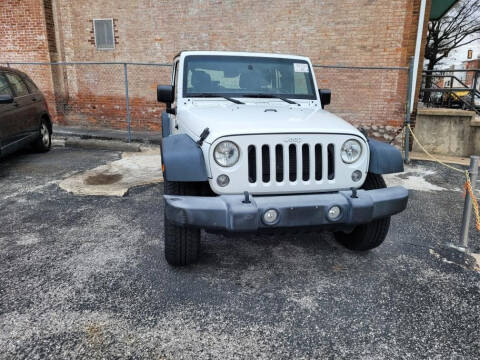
[
  {"left": 263, "top": 209, "right": 279, "bottom": 224},
  {"left": 352, "top": 170, "right": 362, "bottom": 182},
  {"left": 328, "top": 206, "right": 342, "bottom": 221},
  {"left": 217, "top": 174, "right": 230, "bottom": 187}
]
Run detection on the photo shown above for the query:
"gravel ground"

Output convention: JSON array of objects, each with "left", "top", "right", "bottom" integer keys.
[{"left": 0, "top": 147, "right": 479, "bottom": 359}]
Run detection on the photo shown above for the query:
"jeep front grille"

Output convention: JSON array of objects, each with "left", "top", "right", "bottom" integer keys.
[
  {"left": 247, "top": 142, "right": 335, "bottom": 184},
  {"left": 209, "top": 134, "right": 368, "bottom": 195}
]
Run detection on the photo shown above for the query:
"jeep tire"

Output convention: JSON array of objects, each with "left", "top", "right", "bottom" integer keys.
[
  {"left": 334, "top": 173, "right": 391, "bottom": 251},
  {"left": 163, "top": 180, "right": 200, "bottom": 266}
]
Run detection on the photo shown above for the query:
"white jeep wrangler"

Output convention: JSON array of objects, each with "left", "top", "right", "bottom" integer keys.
[{"left": 157, "top": 51, "right": 408, "bottom": 266}]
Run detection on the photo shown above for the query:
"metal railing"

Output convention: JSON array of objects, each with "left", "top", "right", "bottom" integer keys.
[{"left": 420, "top": 68, "right": 480, "bottom": 115}]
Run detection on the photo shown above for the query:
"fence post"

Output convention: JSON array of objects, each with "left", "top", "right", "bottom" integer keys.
[
  {"left": 404, "top": 57, "right": 414, "bottom": 163},
  {"left": 472, "top": 70, "right": 478, "bottom": 111},
  {"left": 123, "top": 63, "right": 132, "bottom": 143},
  {"left": 448, "top": 77, "right": 453, "bottom": 108},
  {"left": 460, "top": 156, "right": 479, "bottom": 248}
]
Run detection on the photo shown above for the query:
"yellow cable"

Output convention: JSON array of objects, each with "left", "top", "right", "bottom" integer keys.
[{"left": 465, "top": 170, "right": 480, "bottom": 232}]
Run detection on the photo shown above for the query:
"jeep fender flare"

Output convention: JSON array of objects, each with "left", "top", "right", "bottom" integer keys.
[
  {"left": 161, "top": 133, "right": 208, "bottom": 182},
  {"left": 162, "top": 111, "right": 171, "bottom": 137},
  {"left": 368, "top": 138, "right": 404, "bottom": 174}
]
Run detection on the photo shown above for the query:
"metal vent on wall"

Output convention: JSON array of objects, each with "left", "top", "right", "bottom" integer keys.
[{"left": 93, "top": 19, "right": 115, "bottom": 50}]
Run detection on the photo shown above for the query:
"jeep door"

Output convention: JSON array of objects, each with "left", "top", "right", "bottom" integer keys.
[
  {"left": 171, "top": 59, "right": 180, "bottom": 134},
  {"left": 22, "top": 74, "right": 46, "bottom": 134},
  {"left": 5, "top": 72, "right": 38, "bottom": 140},
  {"left": 0, "top": 72, "right": 18, "bottom": 148}
]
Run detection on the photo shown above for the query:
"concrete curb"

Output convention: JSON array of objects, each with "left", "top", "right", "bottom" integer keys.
[
  {"left": 409, "top": 151, "right": 471, "bottom": 166},
  {"left": 51, "top": 125, "right": 162, "bottom": 152},
  {"left": 66, "top": 138, "right": 142, "bottom": 152},
  {"left": 53, "top": 136, "right": 159, "bottom": 153},
  {"left": 53, "top": 125, "right": 162, "bottom": 145}
]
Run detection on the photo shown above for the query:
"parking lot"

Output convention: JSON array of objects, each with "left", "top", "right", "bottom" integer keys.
[{"left": 1, "top": 146, "right": 479, "bottom": 359}]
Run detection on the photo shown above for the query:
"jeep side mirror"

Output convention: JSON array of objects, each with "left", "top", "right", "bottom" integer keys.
[
  {"left": 319, "top": 89, "right": 331, "bottom": 109},
  {"left": 0, "top": 94, "right": 14, "bottom": 104},
  {"left": 157, "top": 85, "right": 174, "bottom": 104}
]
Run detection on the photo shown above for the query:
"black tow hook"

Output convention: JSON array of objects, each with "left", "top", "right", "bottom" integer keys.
[
  {"left": 242, "top": 191, "right": 251, "bottom": 204},
  {"left": 350, "top": 187, "right": 358, "bottom": 199}
]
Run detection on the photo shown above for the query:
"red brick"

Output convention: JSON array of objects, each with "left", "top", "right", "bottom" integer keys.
[{"left": 0, "top": 0, "right": 431, "bottom": 135}]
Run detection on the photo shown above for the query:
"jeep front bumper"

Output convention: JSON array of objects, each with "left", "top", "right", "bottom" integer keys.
[{"left": 164, "top": 187, "right": 408, "bottom": 232}]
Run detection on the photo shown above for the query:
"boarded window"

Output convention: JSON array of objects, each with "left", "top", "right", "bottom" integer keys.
[{"left": 93, "top": 19, "right": 115, "bottom": 50}]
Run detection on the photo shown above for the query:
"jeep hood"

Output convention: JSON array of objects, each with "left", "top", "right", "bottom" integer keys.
[{"left": 178, "top": 103, "right": 364, "bottom": 144}]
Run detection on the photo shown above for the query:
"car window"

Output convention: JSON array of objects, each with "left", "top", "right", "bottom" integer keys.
[
  {"left": 6, "top": 73, "right": 29, "bottom": 97},
  {"left": 23, "top": 76, "right": 39, "bottom": 93},
  {"left": 0, "top": 74, "right": 14, "bottom": 97}
]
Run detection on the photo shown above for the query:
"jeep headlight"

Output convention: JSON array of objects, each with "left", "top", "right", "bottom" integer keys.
[
  {"left": 214, "top": 141, "right": 240, "bottom": 167},
  {"left": 341, "top": 139, "right": 362, "bottom": 164}
]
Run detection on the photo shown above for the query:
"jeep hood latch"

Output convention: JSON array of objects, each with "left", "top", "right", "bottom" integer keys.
[{"left": 196, "top": 127, "right": 210, "bottom": 146}]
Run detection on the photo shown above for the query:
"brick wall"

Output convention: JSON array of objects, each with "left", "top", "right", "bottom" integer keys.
[
  {"left": 1, "top": 0, "right": 431, "bottom": 137},
  {"left": 465, "top": 59, "right": 480, "bottom": 88},
  {"left": 0, "top": 0, "right": 56, "bottom": 115}
]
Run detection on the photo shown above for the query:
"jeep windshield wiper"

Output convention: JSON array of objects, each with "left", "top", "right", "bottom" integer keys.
[
  {"left": 190, "top": 93, "right": 244, "bottom": 105},
  {"left": 241, "top": 94, "right": 298, "bottom": 105}
]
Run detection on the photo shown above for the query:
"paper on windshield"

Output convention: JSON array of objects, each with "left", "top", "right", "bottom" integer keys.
[{"left": 293, "top": 63, "right": 309, "bottom": 73}]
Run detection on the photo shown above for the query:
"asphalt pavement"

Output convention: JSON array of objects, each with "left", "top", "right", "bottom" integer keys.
[{"left": 0, "top": 146, "right": 479, "bottom": 359}]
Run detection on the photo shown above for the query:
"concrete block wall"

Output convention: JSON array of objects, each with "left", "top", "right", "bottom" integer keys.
[
  {"left": 470, "top": 120, "right": 480, "bottom": 156},
  {"left": 413, "top": 109, "right": 479, "bottom": 157}
]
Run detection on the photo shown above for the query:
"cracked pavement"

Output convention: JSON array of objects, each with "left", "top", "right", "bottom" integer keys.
[{"left": 0, "top": 147, "right": 479, "bottom": 359}]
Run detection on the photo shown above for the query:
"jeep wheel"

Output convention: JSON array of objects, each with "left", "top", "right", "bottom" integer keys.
[
  {"left": 334, "top": 173, "right": 391, "bottom": 251},
  {"left": 33, "top": 119, "right": 51, "bottom": 152},
  {"left": 163, "top": 180, "right": 200, "bottom": 266}
]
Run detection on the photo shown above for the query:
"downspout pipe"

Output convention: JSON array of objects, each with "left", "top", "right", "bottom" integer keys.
[{"left": 410, "top": 0, "right": 427, "bottom": 113}]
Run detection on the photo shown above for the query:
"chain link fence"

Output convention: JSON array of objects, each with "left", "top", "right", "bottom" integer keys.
[
  {"left": 313, "top": 65, "right": 409, "bottom": 143},
  {"left": 1, "top": 61, "right": 409, "bottom": 143}
]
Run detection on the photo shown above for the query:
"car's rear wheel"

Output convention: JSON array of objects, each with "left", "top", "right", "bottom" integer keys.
[
  {"left": 334, "top": 173, "right": 391, "bottom": 251},
  {"left": 33, "top": 119, "right": 51, "bottom": 152},
  {"left": 163, "top": 180, "right": 201, "bottom": 266}
]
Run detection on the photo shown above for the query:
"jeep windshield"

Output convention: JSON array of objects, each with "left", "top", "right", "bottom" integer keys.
[{"left": 183, "top": 55, "right": 317, "bottom": 100}]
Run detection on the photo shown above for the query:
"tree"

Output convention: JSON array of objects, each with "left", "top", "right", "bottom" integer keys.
[{"left": 423, "top": 0, "right": 480, "bottom": 101}]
